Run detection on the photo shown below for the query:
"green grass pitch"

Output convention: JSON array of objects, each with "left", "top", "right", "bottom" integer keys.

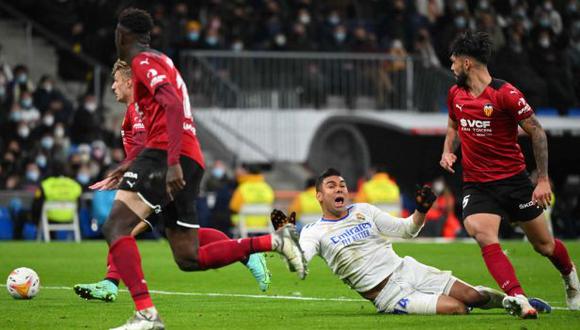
[{"left": 1, "top": 240, "right": 579, "bottom": 329}]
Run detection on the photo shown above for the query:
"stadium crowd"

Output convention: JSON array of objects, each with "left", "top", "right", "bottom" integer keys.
[{"left": 10, "top": 0, "right": 580, "bottom": 114}]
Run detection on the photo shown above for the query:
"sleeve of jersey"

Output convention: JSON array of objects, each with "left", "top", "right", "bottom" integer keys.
[
  {"left": 447, "top": 86, "right": 457, "bottom": 122},
  {"left": 299, "top": 228, "right": 319, "bottom": 263},
  {"left": 501, "top": 86, "right": 534, "bottom": 121},
  {"left": 370, "top": 204, "right": 422, "bottom": 238},
  {"left": 154, "top": 84, "right": 184, "bottom": 165}
]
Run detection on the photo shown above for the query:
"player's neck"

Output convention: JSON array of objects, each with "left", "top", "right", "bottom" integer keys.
[
  {"left": 467, "top": 69, "right": 492, "bottom": 97},
  {"left": 125, "top": 44, "right": 150, "bottom": 63},
  {"left": 322, "top": 208, "right": 349, "bottom": 220}
]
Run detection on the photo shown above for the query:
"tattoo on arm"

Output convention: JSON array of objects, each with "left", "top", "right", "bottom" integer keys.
[{"left": 519, "top": 116, "right": 548, "bottom": 178}]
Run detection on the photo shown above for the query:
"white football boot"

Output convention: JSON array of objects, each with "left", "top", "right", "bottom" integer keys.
[
  {"left": 110, "top": 309, "right": 165, "bottom": 330},
  {"left": 502, "top": 294, "right": 538, "bottom": 319},
  {"left": 563, "top": 265, "right": 580, "bottom": 310},
  {"left": 272, "top": 224, "right": 308, "bottom": 279}
]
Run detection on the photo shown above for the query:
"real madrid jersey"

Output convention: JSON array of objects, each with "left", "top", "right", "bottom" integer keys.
[{"left": 299, "top": 203, "right": 422, "bottom": 292}]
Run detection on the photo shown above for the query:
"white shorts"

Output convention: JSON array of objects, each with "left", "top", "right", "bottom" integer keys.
[{"left": 373, "top": 256, "right": 456, "bottom": 314}]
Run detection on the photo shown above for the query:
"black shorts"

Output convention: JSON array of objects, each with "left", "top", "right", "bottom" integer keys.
[
  {"left": 118, "top": 148, "right": 204, "bottom": 229},
  {"left": 462, "top": 171, "right": 543, "bottom": 223}
]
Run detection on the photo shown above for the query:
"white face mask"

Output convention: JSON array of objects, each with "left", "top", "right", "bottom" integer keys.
[
  {"left": 18, "top": 126, "right": 30, "bottom": 138},
  {"left": 43, "top": 115, "right": 55, "bottom": 126},
  {"left": 85, "top": 102, "right": 97, "bottom": 112},
  {"left": 55, "top": 126, "right": 65, "bottom": 138},
  {"left": 299, "top": 14, "right": 311, "bottom": 24}
]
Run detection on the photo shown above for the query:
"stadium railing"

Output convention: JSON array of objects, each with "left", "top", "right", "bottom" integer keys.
[
  {"left": 181, "top": 50, "right": 453, "bottom": 112},
  {"left": 0, "top": 1, "right": 108, "bottom": 102}
]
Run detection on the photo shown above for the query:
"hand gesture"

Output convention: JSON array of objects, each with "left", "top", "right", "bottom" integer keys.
[
  {"left": 440, "top": 152, "right": 457, "bottom": 174},
  {"left": 270, "top": 209, "right": 296, "bottom": 230},
  {"left": 415, "top": 185, "right": 437, "bottom": 214},
  {"left": 532, "top": 178, "right": 552, "bottom": 210},
  {"left": 166, "top": 163, "right": 186, "bottom": 196}
]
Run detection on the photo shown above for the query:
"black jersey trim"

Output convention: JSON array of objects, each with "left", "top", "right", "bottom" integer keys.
[{"left": 489, "top": 78, "right": 506, "bottom": 90}]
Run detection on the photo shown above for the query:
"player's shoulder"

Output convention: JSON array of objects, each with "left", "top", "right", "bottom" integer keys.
[
  {"left": 132, "top": 51, "right": 170, "bottom": 68},
  {"left": 489, "top": 78, "right": 520, "bottom": 94},
  {"left": 448, "top": 84, "right": 462, "bottom": 99},
  {"left": 349, "top": 203, "right": 374, "bottom": 213}
]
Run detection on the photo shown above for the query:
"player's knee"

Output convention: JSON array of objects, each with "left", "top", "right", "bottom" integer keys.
[
  {"left": 174, "top": 257, "right": 201, "bottom": 271},
  {"left": 102, "top": 219, "right": 116, "bottom": 243},
  {"left": 533, "top": 240, "right": 554, "bottom": 257}
]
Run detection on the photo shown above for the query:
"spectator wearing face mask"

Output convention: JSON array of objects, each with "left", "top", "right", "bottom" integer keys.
[
  {"left": 180, "top": 20, "right": 202, "bottom": 50},
  {"left": 7, "top": 64, "right": 34, "bottom": 107},
  {"left": 533, "top": 0, "right": 563, "bottom": 35},
  {"left": 33, "top": 75, "right": 68, "bottom": 114},
  {"left": 13, "top": 91, "right": 40, "bottom": 126},
  {"left": 202, "top": 28, "right": 223, "bottom": 50},
  {"left": 530, "top": 28, "right": 577, "bottom": 115},
  {"left": 70, "top": 93, "right": 101, "bottom": 144},
  {"left": 204, "top": 160, "right": 236, "bottom": 235}
]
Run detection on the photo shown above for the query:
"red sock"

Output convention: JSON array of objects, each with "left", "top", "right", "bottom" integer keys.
[
  {"left": 198, "top": 228, "right": 229, "bottom": 246},
  {"left": 197, "top": 235, "right": 272, "bottom": 269},
  {"left": 549, "top": 239, "right": 573, "bottom": 276},
  {"left": 110, "top": 236, "right": 153, "bottom": 310},
  {"left": 482, "top": 243, "right": 525, "bottom": 296},
  {"left": 104, "top": 251, "right": 121, "bottom": 282}
]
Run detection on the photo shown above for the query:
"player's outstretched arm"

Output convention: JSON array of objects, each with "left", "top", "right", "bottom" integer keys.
[
  {"left": 440, "top": 118, "right": 459, "bottom": 174},
  {"left": 519, "top": 115, "right": 551, "bottom": 209}
]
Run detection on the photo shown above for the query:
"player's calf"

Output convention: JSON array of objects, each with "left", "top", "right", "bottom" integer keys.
[{"left": 436, "top": 295, "right": 469, "bottom": 315}]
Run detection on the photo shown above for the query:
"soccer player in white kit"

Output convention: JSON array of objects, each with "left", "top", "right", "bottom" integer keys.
[{"left": 297, "top": 168, "right": 511, "bottom": 315}]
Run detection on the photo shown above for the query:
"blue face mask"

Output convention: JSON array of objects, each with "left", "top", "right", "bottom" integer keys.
[
  {"left": 26, "top": 171, "right": 40, "bottom": 182},
  {"left": 188, "top": 32, "right": 199, "bottom": 41},
  {"left": 455, "top": 16, "right": 467, "bottom": 29},
  {"left": 206, "top": 36, "right": 218, "bottom": 46},
  {"left": 76, "top": 173, "right": 90, "bottom": 185},
  {"left": 335, "top": 32, "right": 346, "bottom": 42},
  {"left": 212, "top": 167, "right": 225, "bottom": 179},
  {"left": 21, "top": 98, "right": 33, "bottom": 109},
  {"left": 17, "top": 73, "right": 27, "bottom": 84},
  {"left": 36, "top": 155, "right": 47, "bottom": 168},
  {"left": 41, "top": 136, "right": 54, "bottom": 150},
  {"left": 0, "top": 86, "right": 5, "bottom": 97}
]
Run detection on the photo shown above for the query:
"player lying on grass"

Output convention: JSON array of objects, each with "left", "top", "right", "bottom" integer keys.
[
  {"left": 272, "top": 168, "right": 540, "bottom": 316},
  {"left": 73, "top": 60, "right": 271, "bottom": 303}
]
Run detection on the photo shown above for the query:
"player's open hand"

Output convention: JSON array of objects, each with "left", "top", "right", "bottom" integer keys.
[
  {"left": 532, "top": 177, "right": 552, "bottom": 209},
  {"left": 440, "top": 152, "right": 457, "bottom": 174},
  {"left": 89, "top": 176, "right": 119, "bottom": 191},
  {"left": 270, "top": 209, "right": 296, "bottom": 230},
  {"left": 415, "top": 185, "right": 436, "bottom": 214},
  {"left": 166, "top": 163, "right": 186, "bottom": 196}
]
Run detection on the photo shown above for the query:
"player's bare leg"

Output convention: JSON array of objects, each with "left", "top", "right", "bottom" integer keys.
[
  {"left": 164, "top": 224, "right": 306, "bottom": 279},
  {"left": 435, "top": 295, "right": 468, "bottom": 314},
  {"left": 447, "top": 280, "right": 504, "bottom": 310},
  {"left": 104, "top": 191, "right": 164, "bottom": 330},
  {"left": 520, "top": 214, "right": 579, "bottom": 310},
  {"left": 464, "top": 213, "right": 538, "bottom": 318},
  {"left": 74, "top": 220, "right": 151, "bottom": 302}
]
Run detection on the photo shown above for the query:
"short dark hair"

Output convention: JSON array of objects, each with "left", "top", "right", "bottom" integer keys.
[
  {"left": 315, "top": 168, "right": 342, "bottom": 192},
  {"left": 450, "top": 31, "right": 492, "bottom": 64},
  {"left": 118, "top": 8, "right": 154, "bottom": 36}
]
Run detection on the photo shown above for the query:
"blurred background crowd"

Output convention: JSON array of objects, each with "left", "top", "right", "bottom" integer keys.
[{"left": 0, "top": 0, "right": 579, "bottom": 240}]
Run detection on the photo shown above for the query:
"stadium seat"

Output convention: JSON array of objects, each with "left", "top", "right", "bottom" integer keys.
[
  {"left": 0, "top": 206, "right": 13, "bottom": 240},
  {"left": 37, "top": 201, "right": 81, "bottom": 242},
  {"left": 568, "top": 108, "right": 580, "bottom": 117},
  {"left": 535, "top": 108, "right": 559, "bottom": 116},
  {"left": 236, "top": 204, "right": 273, "bottom": 238}
]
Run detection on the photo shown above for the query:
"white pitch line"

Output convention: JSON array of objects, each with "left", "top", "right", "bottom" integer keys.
[
  {"left": 43, "top": 286, "right": 365, "bottom": 302},
  {"left": 42, "top": 286, "right": 571, "bottom": 310}
]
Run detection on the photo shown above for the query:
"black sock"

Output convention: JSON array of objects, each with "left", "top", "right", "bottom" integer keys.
[{"left": 104, "top": 278, "right": 120, "bottom": 287}]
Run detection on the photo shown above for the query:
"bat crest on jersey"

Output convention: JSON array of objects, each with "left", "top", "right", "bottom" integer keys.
[{"left": 483, "top": 104, "right": 494, "bottom": 117}]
